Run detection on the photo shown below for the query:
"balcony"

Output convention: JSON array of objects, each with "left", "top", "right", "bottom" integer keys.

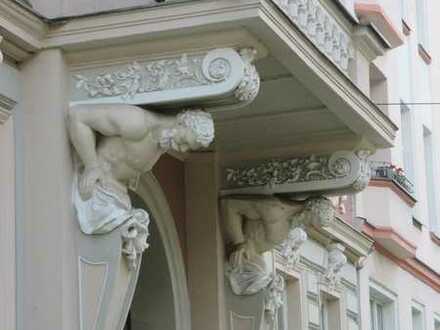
[{"left": 370, "top": 161, "right": 415, "bottom": 199}]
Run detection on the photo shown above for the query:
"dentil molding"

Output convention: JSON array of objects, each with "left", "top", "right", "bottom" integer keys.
[
  {"left": 222, "top": 150, "right": 372, "bottom": 196},
  {"left": 71, "top": 48, "right": 260, "bottom": 110}
]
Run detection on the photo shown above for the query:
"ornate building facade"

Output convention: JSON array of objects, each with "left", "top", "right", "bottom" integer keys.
[{"left": 0, "top": 1, "right": 439, "bottom": 330}]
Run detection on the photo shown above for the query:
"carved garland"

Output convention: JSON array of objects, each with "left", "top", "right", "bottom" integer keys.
[
  {"left": 273, "top": 0, "right": 355, "bottom": 73},
  {"left": 224, "top": 150, "right": 371, "bottom": 195},
  {"left": 73, "top": 48, "right": 260, "bottom": 106}
]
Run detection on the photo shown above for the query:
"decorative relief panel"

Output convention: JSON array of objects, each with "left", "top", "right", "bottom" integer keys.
[
  {"left": 72, "top": 48, "right": 260, "bottom": 109},
  {"left": 222, "top": 150, "right": 372, "bottom": 196},
  {"left": 272, "top": 0, "right": 355, "bottom": 73}
]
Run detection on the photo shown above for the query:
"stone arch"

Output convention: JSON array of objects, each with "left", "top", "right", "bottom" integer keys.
[{"left": 128, "top": 172, "right": 191, "bottom": 330}]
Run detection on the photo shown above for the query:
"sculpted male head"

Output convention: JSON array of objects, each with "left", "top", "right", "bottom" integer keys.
[{"left": 160, "top": 110, "right": 215, "bottom": 152}]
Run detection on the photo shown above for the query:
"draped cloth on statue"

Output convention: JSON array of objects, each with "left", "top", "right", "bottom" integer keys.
[{"left": 73, "top": 175, "right": 149, "bottom": 235}]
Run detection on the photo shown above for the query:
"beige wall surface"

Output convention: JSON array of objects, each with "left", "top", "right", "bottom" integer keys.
[
  {"left": 0, "top": 61, "right": 20, "bottom": 330},
  {"left": 30, "top": 0, "right": 185, "bottom": 18},
  {"left": 153, "top": 154, "right": 187, "bottom": 265},
  {"left": 0, "top": 118, "right": 16, "bottom": 330}
]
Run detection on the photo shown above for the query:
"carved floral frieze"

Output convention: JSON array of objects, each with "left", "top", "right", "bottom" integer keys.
[
  {"left": 273, "top": 0, "right": 355, "bottom": 73},
  {"left": 72, "top": 48, "right": 260, "bottom": 109},
  {"left": 223, "top": 150, "right": 372, "bottom": 196}
]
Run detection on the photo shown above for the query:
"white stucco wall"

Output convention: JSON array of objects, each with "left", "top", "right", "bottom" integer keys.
[{"left": 0, "top": 61, "right": 20, "bottom": 330}]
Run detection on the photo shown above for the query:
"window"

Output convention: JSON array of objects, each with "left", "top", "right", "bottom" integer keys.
[
  {"left": 320, "top": 292, "right": 342, "bottom": 330},
  {"left": 401, "top": 103, "right": 415, "bottom": 184},
  {"left": 416, "top": 0, "right": 429, "bottom": 49},
  {"left": 434, "top": 316, "right": 440, "bottom": 330},
  {"left": 423, "top": 127, "right": 438, "bottom": 230},
  {"left": 369, "top": 281, "right": 398, "bottom": 330},
  {"left": 370, "top": 300, "right": 385, "bottom": 330},
  {"left": 411, "top": 303, "right": 425, "bottom": 330}
]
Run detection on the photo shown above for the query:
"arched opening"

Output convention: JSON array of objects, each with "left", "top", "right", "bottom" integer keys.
[{"left": 124, "top": 172, "right": 190, "bottom": 330}]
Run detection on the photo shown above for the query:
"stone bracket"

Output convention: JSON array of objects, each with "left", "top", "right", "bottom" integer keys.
[
  {"left": 71, "top": 47, "right": 260, "bottom": 110},
  {"left": 221, "top": 150, "right": 372, "bottom": 196}
]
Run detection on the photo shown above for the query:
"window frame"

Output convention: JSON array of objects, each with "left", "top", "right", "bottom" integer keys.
[
  {"left": 369, "top": 280, "right": 399, "bottom": 330},
  {"left": 411, "top": 301, "right": 426, "bottom": 330}
]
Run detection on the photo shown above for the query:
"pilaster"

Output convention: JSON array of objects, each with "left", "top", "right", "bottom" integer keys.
[
  {"left": 185, "top": 153, "right": 226, "bottom": 330},
  {"left": 18, "top": 49, "right": 77, "bottom": 330}
]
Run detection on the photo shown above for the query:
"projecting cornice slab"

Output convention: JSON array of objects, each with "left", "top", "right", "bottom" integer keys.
[
  {"left": 221, "top": 150, "right": 371, "bottom": 196},
  {"left": 71, "top": 48, "right": 260, "bottom": 110}
]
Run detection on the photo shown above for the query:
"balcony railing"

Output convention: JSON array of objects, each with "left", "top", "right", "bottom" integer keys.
[{"left": 370, "top": 161, "right": 415, "bottom": 196}]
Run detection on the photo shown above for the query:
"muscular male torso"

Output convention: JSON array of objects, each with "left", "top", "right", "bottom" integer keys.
[{"left": 96, "top": 133, "right": 163, "bottom": 184}]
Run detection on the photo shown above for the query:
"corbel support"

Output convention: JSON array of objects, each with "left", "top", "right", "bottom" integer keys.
[
  {"left": 222, "top": 150, "right": 372, "bottom": 196},
  {"left": 71, "top": 47, "right": 261, "bottom": 110}
]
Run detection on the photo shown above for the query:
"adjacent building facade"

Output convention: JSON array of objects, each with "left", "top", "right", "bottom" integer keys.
[{"left": 0, "top": 1, "right": 439, "bottom": 330}]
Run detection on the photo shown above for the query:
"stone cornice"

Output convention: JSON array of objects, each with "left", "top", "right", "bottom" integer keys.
[
  {"left": 0, "top": 94, "right": 17, "bottom": 124},
  {"left": 259, "top": 0, "right": 397, "bottom": 147},
  {"left": 0, "top": 0, "right": 45, "bottom": 61},
  {"left": 272, "top": 0, "right": 355, "bottom": 74}
]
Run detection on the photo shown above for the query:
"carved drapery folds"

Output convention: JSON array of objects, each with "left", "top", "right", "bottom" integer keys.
[
  {"left": 273, "top": 0, "right": 355, "bottom": 73},
  {"left": 264, "top": 274, "right": 285, "bottom": 323},
  {"left": 222, "top": 196, "right": 334, "bottom": 295},
  {"left": 72, "top": 48, "right": 260, "bottom": 110},
  {"left": 222, "top": 150, "right": 372, "bottom": 196}
]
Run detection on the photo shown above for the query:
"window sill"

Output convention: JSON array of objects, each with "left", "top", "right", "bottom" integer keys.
[
  {"left": 369, "top": 179, "right": 417, "bottom": 207},
  {"left": 402, "top": 18, "right": 411, "bottom": 36},
  {"left": 430, "top": 232, "right": 440, "bottom": 247},
  {"left": 418, "top": 44, "right": 432, "bottom": 65}
]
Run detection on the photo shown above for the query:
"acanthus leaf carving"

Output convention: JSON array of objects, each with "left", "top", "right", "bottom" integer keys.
[
  {"left": 273, "top": 0, "right": 355, "bottom": 73},
  {"left": 223, "top": 150, "right": 372, "bottom": 196},
  {"left": 72, "top": 47, "right": 261, "bottom": 108}
]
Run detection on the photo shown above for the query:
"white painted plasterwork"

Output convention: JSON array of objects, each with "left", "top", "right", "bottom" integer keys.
[
  {"left": 72, "top": 48, "right": 260, "bottom": 110},
  {"left": 69, "top": 105, "right": 214, "bottom": 270},
  {"left": 222, "top": 150, "right": 372, "bottom": 196},
  {"left": 0, "top": 94, "right": 16, "bottom": 124},
  {"left": 279, "top": 226, "right": 308, "bottom": 269},
  {"left": 264, "top": 273, "right": 285, "bottom": 323},
  {"left": 323, "top": 243, "right": 347, "bottom": 290},
  {"left": 222, "top": 196, "right": 333, "bottom": 296},
  {"left": 272, "top": 0, "right": 355, "bottom": 73}
]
